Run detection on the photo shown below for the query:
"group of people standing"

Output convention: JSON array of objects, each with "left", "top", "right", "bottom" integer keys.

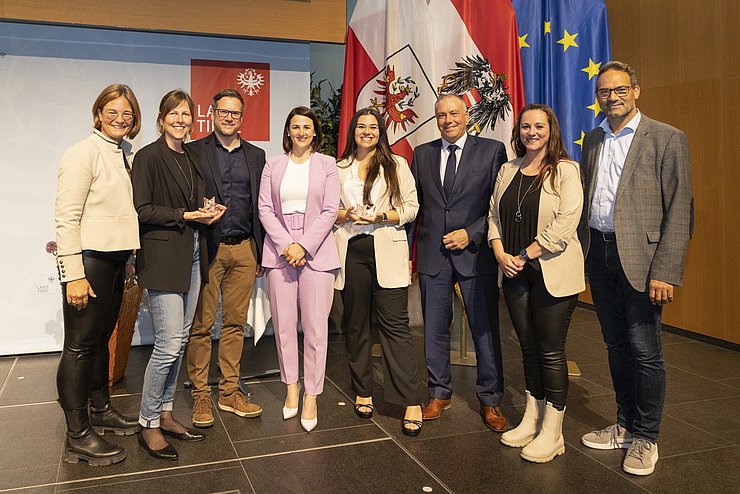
[{"left": 54, "top": 60, "right": 692, "bottom": 477}]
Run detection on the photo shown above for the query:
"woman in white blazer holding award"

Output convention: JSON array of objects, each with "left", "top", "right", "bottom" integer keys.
[{"left": 334, "top": 108, "right": 423, "bottom": 436}]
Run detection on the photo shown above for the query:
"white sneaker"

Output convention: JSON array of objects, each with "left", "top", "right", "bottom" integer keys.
[
  {"left": 622, "top": 438, "right": 659, "bottom": 476},
  {"left": 581, "top": 424, "right": 632, "bottom": 450}
]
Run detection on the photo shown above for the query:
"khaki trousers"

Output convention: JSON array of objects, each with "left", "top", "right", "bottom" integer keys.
[{"left": 187, "top": 239, "right": 258, "bottom": 398}]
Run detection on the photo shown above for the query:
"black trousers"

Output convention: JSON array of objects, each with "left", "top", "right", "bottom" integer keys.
[
  {"left": 342, "top": 235, "right": 420, "bottom": 406},
  {"left": 57, "top": 250, "right": 129, "bottom": 410},
  {"left": 501, "top": 264, "right": 577, "bottom": 410}
]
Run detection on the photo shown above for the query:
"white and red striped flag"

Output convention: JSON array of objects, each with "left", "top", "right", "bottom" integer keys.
[{"left": 339, "top": 0, "right": 525, "bottom": 161}]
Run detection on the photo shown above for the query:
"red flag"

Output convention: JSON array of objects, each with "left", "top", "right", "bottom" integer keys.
[
  {"left": 190, "top": 59, "right": 270, "bottom": 141},
  {"left": 339, "top": 0, "right": 525, "bottom": 162}
]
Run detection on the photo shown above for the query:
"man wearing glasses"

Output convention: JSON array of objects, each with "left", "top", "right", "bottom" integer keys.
[
  {"left": 186, "top": 89, "right": 265, "bottom": 427},
  {"left": 579, "top": 61, "right": 693, "bottom": 476}
]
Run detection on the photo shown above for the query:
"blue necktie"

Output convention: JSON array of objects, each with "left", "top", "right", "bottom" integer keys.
[{"left": 443, "top": 144, "right": 458, "bottom": 198}]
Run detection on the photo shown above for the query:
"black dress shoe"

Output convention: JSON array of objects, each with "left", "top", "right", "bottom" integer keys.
[
  {"left": 354, "top": 403, "right": 374, "bottom": 419},
  {"left": 402, "top": 419, "right": 423, "bottom": 437},
  {"left": 161, "top": 427, "right": 206, "bottom": 442},
  {"left": 137, "top": 431, "right": 178, "bottom": 460}
]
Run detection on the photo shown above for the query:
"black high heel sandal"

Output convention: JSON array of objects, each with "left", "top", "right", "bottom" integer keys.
[
  {"left": 354, "top": 403, "right": 374, "bottom": 419},
  {"left": 402, "top": 419, "right": 423, "bottom": 437}
]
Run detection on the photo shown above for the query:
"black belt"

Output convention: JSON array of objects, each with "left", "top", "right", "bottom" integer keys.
[
  {"left": 220, "top": 235, "right": 249, "bottom": 245},
  {"left": 591, "top": 229, "right": 616, "bottom": 243}
]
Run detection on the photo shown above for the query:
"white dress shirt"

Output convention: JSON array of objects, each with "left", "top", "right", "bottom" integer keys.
[
  {"left": 439, "top": 132, "right": 468, "bottom": 183},
  {"left": 589, "top": 111, "right": 642, "bottom": 232}
]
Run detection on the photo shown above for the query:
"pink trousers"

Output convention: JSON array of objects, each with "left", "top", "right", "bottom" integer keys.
[{"left": 266, "top": 216, "right": 335, "bottom": 395}]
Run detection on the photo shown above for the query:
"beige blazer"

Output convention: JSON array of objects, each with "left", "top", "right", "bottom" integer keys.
[
  {"left": 487, "top": 157, "right": 585, "bottom": 297},
  {"left": 334, "top": 155, "right": 418, "bottom": 289},
  {"left": 55, "top": 130, "right": 140, "bottom": 282}
]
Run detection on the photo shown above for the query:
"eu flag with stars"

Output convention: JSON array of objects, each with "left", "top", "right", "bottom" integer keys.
[{"left": 512, "top": 0, "right": 611, "bottom": 161}]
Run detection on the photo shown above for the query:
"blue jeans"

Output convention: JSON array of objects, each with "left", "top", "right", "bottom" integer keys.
[
  {"left": 139, "top": 231, "right": 201, "bottom": 428},
  {"left": 588, "top": 231, "right": 665, "bottom": 442}
]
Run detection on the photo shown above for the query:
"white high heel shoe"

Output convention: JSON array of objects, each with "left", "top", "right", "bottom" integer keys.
[
  {"left": 283, "top": 404, "right": 299, "bottom": 420},
  {"left": 300, "top": 394, "right": 318, "bottom": 432},
  {"left": 283, "top": 383, "right": 300, "bottom": 420}
]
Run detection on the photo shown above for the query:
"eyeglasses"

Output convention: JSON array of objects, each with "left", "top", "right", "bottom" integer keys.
[
  {"left": 215, "top": 109, "right": 243, "bottom": 119},
  {"left": 596, "top": 86, "right": 633, "bottom": 99},
  {"left": 101, "top": 109, "right": 135, "bottom": 122}
]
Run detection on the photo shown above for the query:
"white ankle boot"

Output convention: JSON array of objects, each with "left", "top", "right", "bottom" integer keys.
[
  {"left": 501, "top": 391, "right": 545, "bottom": 448},
  {"left": 520, "top": 402, "right": 565, "bottom": 463}
]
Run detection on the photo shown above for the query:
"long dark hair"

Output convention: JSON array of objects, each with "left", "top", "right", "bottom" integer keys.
[
  {"left": 339, "top": 108, "right": 402, "bottom": 209},
  {"left": 510, "top": 103, "right": 570, "bottom": 191}
]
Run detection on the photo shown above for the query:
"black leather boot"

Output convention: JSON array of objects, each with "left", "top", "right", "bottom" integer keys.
[
  {"left": 63, "top": 408, "right": 126, "bottom": 466},
  {"left": 89, "top": 387, "right": 140, "bottom": 436}
]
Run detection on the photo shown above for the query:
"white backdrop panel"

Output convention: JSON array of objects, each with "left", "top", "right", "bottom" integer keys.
[{"left": 0, "top": 22, "right": 309, "bottom": 355}]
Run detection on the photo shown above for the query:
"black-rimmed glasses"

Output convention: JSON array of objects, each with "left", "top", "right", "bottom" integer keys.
[
  {"left": 215, "top": 109, "right": 243, "bottom": 119},
  {"left": 596, "top": 86, "right": 633, "bottom": 99}
]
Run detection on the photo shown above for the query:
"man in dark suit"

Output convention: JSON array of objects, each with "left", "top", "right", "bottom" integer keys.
[
  {"left": 579, "top": 61, "right": 692, "bottom": 476},
  {"left": 186, "top": 89, "right": 265, "bottom": 427},
  {"left": 408, "top": 94, "right": 508, "bottom": 431}
]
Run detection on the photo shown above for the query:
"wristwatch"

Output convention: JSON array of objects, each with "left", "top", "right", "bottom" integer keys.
[
  {"left": 519, "top": 248, "right": 531, "bottom": 262},
  {"left": 380, "top": 212, "right": 388, "bottom": 224}
]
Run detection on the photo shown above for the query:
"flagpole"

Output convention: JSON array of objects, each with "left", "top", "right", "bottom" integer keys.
[{"left": 450, "top": 282, "right": 477, "bottom": 367}]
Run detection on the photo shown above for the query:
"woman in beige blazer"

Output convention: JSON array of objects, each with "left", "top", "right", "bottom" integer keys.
[
  {"left": 334, "top": 108, "right": 422, "bottom": 436},
  {"left": 487, "top": 104, "right": 584, "bottom": 463},
  {"left": 54, "top": 84, "right": 142, "bottom": 466}
]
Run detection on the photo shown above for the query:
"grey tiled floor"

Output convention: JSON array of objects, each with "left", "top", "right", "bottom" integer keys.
[{"left": 1, "top": 283, "right": 738, "bottom": 493}]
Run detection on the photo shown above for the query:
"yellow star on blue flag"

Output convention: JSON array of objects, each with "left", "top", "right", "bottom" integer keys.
[{"left": 513, "top": 0, "right": 611, "bottom": 160}]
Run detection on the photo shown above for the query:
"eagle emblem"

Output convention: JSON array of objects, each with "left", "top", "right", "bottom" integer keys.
[{"left": 439, "top": 55, "right": 512, "bottom": 135}]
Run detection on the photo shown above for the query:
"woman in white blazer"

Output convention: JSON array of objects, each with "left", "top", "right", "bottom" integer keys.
[
  {"left": 487, "top": 104, "right": 584, "bottom": 463},
  {"left": 334, "top": 108, "right": 422, "bottom": 436},
  {"left": 54, "top": 84, "right": 142, "bottom": 466}
]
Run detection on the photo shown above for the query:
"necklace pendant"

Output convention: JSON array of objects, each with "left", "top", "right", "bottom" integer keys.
[{"left": 515, "top": 210, "right": 522, "bottom": 223}]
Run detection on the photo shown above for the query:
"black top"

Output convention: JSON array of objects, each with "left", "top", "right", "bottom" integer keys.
[
  {"left": 168, "top": 147, "right": 197, "bottom": 210},
  {"left": 499, "top": 169, "right": 542, "bottom": 263},
  {"left": 214, "top": 139, "right": 252, "bottom": 239}
]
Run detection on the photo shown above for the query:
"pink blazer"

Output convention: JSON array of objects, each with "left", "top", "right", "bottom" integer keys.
[{"left": 258, "top": 152, "right": 340, "bottom": 272}]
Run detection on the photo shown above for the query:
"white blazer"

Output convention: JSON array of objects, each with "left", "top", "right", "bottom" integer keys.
[
  {"left": 487, "top": 158, "right": 585, "bottom": 297},
  {"left": 55, "top": 130, "right": 140, "bottom": 282},
  {"left": 334, "top": 155, "right": 418, "bottom": 289}
]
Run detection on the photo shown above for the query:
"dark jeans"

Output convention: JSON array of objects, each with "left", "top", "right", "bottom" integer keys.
[
  {"left": 502, "top": 264, "right": 577, "bottom": 410},
  {"left": 588, "top": 231, "right": 665, "bottom": 442},
  {"left": 57, "top": 250, "right": 129, "bottom": 411},
  {"left": 342, "top": 235, "right": 420, "bottom": 406},
  {"left": 419, "top": 257, "right": 502, "bottom": 406}
]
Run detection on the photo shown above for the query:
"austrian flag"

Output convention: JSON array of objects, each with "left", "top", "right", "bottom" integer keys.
[{"left": 339, "top": 0, "right": 525, "bottom": 162}]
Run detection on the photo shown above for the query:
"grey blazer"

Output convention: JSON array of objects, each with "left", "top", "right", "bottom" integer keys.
[{"left": 580, "top": 114, "right": 693, "bottom": 292}]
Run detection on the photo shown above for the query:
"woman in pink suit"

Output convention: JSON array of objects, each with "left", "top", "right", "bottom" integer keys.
[{"left": 258, "top": 106, "right": 340, "bottom": 432}]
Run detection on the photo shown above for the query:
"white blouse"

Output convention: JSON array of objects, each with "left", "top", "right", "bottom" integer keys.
[
  {"left": 280, "top": 157, "right": 311, "bottom": 213},
  {"left": 342, "top": 160, "right": 383, "bottom": 238}
]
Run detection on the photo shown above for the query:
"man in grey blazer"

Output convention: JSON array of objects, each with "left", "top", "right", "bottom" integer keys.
[
  {"left": 579, "top": 61, "right": 693, "bottom": 476},
  {"left": 408, "top": 94, "right": 508, "bottom": 432}
]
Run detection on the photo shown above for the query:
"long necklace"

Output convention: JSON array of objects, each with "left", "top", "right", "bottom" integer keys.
[
  {"left": 172, "top": 152, "right": 195, "bottom": 204},
  {"left": 515, "top": 170, "right": 538, "bottom": 223}
]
